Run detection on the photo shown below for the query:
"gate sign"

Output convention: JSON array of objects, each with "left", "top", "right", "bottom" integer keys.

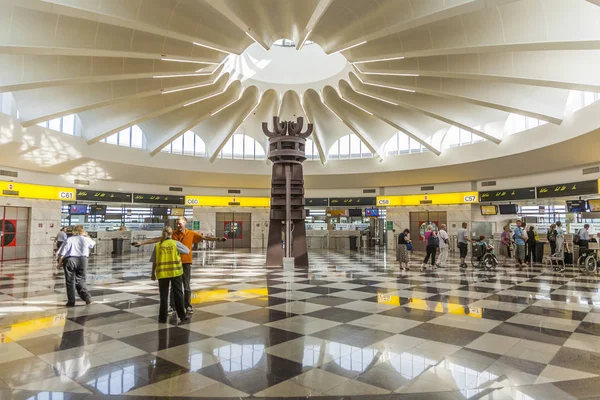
[
  {"left": 377, "top": 191, "right": 479, "bottom": 206},
  {"left": 185, "top": 196, "right": 269, "bottom": 207},
  {"left": 1, "top": 182, "right": 76, "bottom": 201}
]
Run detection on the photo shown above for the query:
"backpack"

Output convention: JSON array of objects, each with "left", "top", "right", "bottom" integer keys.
[
  {"left": 573, "top": 230, "right": 581, "bottom": 245},
  {"left": 427, "top": 233, "right": 439, "bottom": 247}
]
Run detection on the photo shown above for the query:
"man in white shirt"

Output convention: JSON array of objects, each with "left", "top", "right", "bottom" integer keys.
[
  {"left": 56, "top": 225, "right": 96, "bottom": 307},
  {"left": 578, "top": 224, "right": 591, "bottom": 260},
  {"left": 437, "top": 224, "right": 450, "bottom": 268}
]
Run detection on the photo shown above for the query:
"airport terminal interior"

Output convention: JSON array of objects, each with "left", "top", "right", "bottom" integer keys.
[{"left": 2, "top": 0, "right": 600, "bottom": 399}]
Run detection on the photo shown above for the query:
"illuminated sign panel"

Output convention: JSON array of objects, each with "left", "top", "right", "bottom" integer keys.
[
  {"left": 185, "top": 196, "right": 270, "bottom": 207},
  {"left": 377, "top": 191, "right": 479, "bottom": 206},
  {"left": 1, "top": 182, "right": 75, "bottom": 201}
]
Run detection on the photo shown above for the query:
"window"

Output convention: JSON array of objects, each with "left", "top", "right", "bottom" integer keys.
[
  {"left": 218, "top": 133, "right": 266, "bottom": 160},
  {"left": 328, "top": 134, "right": 372, "bottom": 160},
  {"left": 441, "top": 126, "right": 487, "bottom": 149},
  {"left": 384, "top": 132, "right": 425, "bottom": 155},
  {"left": 305, "top": 138, "right": 319, "bottom": 160},
  {"left": 101, "top": 125, "right": 146, "bottom": 149},
  {"left": 504, "top": 114, "right": 548, "bottom": 136},
  {"left": 37, "top": 114, "right": 78, "bottom": 135},
  {"left": 273, "top": 39, "right": 314, "bottom": 47},
  {"left": 161, "top": 131, "right": 207, "bottom": 157}
]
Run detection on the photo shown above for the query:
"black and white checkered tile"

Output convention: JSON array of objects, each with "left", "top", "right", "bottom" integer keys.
[{"left": 1, "top": 249, "right": 600, "bottom": 399}]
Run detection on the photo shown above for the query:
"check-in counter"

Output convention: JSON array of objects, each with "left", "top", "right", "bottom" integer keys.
[
  {"left": 327, "top": 230, "right": 362, "bottom": 250},
  {"left": 307, "top": 230, "right": 365, "bottom": 250},
  {"left": 90, "top": 230, "right": 133, "bottom": 256},
  {"left": 306, "top": 230, "right": 328, "bottom": 249}
]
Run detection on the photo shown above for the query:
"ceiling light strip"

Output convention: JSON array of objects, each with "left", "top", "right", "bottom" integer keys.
[
  {"left": 364, "top": 81, "right": 415, "bottom": 93},
  {"left": 352, "top": 64, "right": 418, "bottom": 77},
  {"left": 298, "top": 30, "right": 312, "bottom": 51},
  {"left": 354, "top": 73, "right": 415, "bottom": 93},
  {"left": 211, "top": 95, "right": 242, "bottom": 116},
  {"left": 161, "top": 58, "right": 218, "bottom": 65},
  {"left": 183, "top": 91, "right": 224, "bottom": 107},
  {"left": 153, "top": 72, "right": 213, "bottom": 79},
  {"left": 245, "top": 32, "right": 269, "bottom": 51},
  {"left": 322, "top": 103, "right": 343, "bottom": 122},
  {"left": 352, "top": 56, "right": 405, "bottom": 64},
  {"left": 340, "top": 98, "right": 373, "bottom": 116},
  {"left": 354, "top": 89, "right": 398, "bottom": 105},
  {"left": 192, "top": 42, "right": 232, "bottom": 54},
  {"left": 332, "top": 40, "right": 367, "bottom": 54},
  {"left": 162, "top": 82, "right": 212, "bottom": 94},
  {"left": 362, "top": 72, "right": 419, "bottom": 77}
]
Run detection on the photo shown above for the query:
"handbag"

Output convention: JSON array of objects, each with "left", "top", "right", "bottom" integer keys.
[{"left": 406, "top": 242, "right": 413, "bottom": 251}]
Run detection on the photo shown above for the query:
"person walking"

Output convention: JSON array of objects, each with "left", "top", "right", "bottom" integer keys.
[
  {"left": 136, "top": 217, "right": 226, "bottom": 314},
  {"left": 436, "top": 224, "right": 449, "bottom": 268},
  {"left": 56, "top": 225, "right": 95, "bottom": 307},
  {"left": 526, "top": 226, "right": 537, "bottom": 264},
  {"left": 55, "top": 227, "right": 68, "bottom": 256},
  {"left": 514, "top": 220, "right": 527, "bottom": 269},
  {"left": 421, "top": 225, "right": 439, "bottom": 271},
  {"left": 396, "top": 228, "right": 411, "bottom": 271},
  {"left": 457, "top": 222, "right": 470, "bottom": 269},
  {"left": 500, "top": 225, "right": 512, "bottom": 267},
  {"left": 547, "top": 224, "right": 557, "bottom": 256}
]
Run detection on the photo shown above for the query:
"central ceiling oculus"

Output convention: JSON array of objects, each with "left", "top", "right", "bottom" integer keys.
[{"left": 226, "top": 40, "right": 348, "bottom": 85}]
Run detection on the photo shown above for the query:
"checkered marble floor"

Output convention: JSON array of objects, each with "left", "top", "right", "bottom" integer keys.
[{"left": 2, "top": 249, "right": 600, "bottom": 399}]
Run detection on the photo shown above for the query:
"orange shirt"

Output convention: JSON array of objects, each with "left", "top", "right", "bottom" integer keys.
[{"left": 172, "top": 229, "right": 204, "bottom": 264}]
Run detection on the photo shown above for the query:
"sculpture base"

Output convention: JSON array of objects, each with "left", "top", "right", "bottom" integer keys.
[{"left": 283, "top": 257, "right": 295, "bottom": 270}]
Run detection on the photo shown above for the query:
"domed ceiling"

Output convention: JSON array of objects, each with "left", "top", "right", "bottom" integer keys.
[{"left": 2, "top": 0, "right": 600, "bottom": 167}]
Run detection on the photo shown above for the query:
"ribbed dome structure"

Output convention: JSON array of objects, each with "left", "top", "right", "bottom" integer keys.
[{"left": 1, "top": 0, "right": 600, "bottom": 168}]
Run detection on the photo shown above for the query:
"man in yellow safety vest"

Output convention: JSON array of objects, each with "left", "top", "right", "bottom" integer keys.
[{"left": 150, "top": 226, "right": 191, "bottom": 324}]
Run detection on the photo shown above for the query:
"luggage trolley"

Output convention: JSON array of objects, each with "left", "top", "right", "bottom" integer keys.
[{"left": 578, "top": 240, "right": 599, "bottom": 274}]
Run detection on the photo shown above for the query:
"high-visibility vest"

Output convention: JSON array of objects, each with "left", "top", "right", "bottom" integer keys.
[{"left": 154, "top": 239, "right": 183, "bottom": 279}]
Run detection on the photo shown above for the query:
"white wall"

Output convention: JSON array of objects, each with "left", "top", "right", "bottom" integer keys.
[{"left": 193, "top": 206, "right": 269, "bottom": 248}]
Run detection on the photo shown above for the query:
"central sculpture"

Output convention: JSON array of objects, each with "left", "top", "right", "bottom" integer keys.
[{"left": 262, "top": 116, "right": 313, "bottom": 267}]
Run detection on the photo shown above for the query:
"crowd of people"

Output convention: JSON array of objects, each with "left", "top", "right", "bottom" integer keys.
[{"left": 395, "top": 220, "right": 588, "bottom": 272}]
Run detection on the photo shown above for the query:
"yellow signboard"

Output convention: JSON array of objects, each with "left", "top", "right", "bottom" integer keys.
[
  {"left": 376, "top": 191, "right": 479, "bottom": 207},
  {"left": 0, "top": 181, "right": 76, "bottom": 201},
  {"left": 185, "top": 195, "right": 269, "bottom": 207}
]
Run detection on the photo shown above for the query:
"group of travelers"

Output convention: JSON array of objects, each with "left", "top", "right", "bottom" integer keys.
[
  {"left": 396, "top": 220, "right": 590, "bottom": 272},
  {"left": 55, "top": 217, "right": 226, "bottom": 326}
]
